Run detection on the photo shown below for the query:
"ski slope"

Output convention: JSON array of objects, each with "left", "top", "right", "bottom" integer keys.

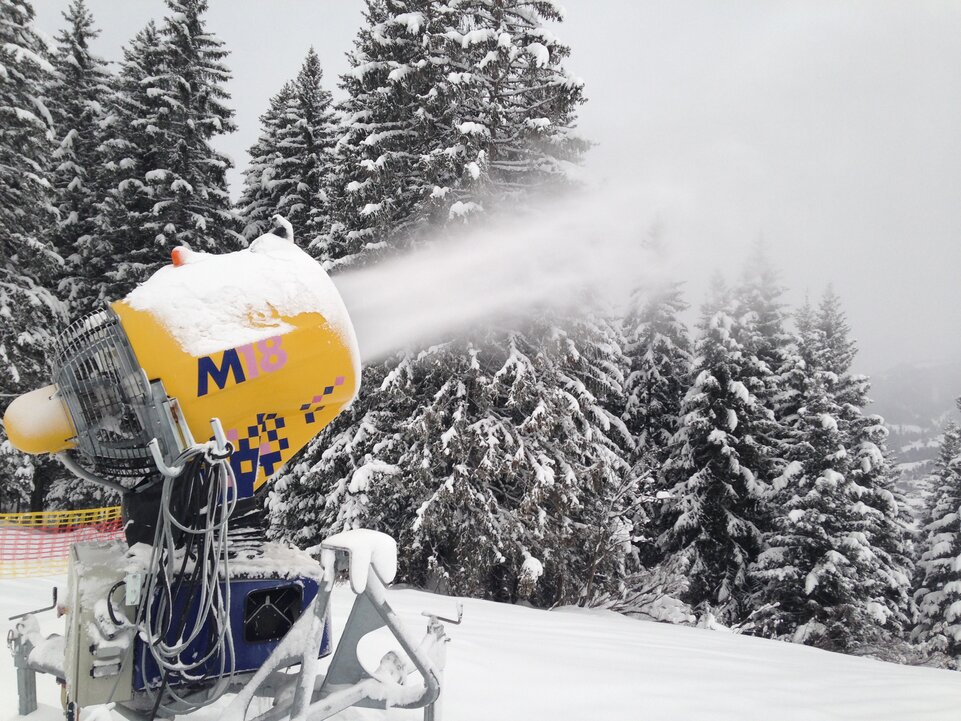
[{"left": 2, "top": 576, "right": 959, "bottom": 721}]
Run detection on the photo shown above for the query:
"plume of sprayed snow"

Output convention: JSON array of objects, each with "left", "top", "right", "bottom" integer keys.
[{"left": 335, "top": 186, "right": 674, "bottom": 363}]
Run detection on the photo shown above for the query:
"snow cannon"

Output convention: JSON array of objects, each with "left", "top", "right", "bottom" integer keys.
[
  {"left": 3, "top": 216, "right": 360, "bottom": 498},
  {"left": 4, "top": 217, "right": 457, "bottom": 721}
]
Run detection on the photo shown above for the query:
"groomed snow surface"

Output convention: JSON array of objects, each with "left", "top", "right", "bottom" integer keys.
[{"left": 2, "top": 576, "right": 960, "bottom": 721}]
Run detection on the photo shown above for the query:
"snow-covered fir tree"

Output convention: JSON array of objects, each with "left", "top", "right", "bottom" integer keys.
[
  {"left": 47, "top": 0, "right": 112, "bottom": 317},
  {"left": 814, "top": 288, "right": 914, "bottom": 639},
  {"left": 750, "top": 376, "right": 896, "bottom": 651},
  {"left": 0, "top": 0, "right": 67, "bottom": 511},
  {"left": 732, "top": 244, "right": 793, "bottom": 396},
  {"left": 913, "top": 416, "right": 961, "bottom": 662},
  {"left": 96, "top": 1, "right": 240, "bottom": 299},
  {"left": 94, "top": 21, "right": 169, "bottom": 297},
  {"left": 238, "top": 48, "right": 337, "bottom": 243},
  {"left": 658, "top": 280, "right": 777, "bottom": 621},
  {"left": 730, "top": 246, "right": 792, "bottom": 484},
  {"left": 143, "top": 0, "right": 241, "bottom": 251},
  {"left": 393, "top": 310, "right": 633, "bottom": 605},
  {"left": 622, "top": 281, "right": 693, "bottom": 469},
  {"left": 315, "top": 0, "right": 439, "bottom": 265},
  {"left": 269, "top": 358, "right": 418, "bottom": 548},
  {"left": 621, "top": 279, "right": 693, "bottom": 490},
  {"left": 239, "top": 83, "right": 297, "bottom": 239},
  {"left": 620, "top": 280, "right": 692, "bottom": 564},
  {"left": 316, "top": 0, "right": 586, "bottom": 265},
  {"left": 750, "top": 287, "right": 913, "bottom": 650},
  {"left": 271, "top": 0, "right": 634, "bottom": 606}
]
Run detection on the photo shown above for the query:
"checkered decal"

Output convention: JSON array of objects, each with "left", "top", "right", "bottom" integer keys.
[
  {"left": 223, "top": 377, "right": 348, "bottom": 497},
  {"left": 226, "top": 413, "right": 290, "bottom": 497},
  {"left": 299, "top": 376, "right": 346, "bottom": 424}
]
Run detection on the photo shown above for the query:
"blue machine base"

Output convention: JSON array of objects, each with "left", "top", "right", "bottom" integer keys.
[{"left": 134, "top": 575, "right": 331, "bottom": 691}]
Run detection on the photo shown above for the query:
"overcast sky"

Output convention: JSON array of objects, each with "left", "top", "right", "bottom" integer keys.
[{"left": 32, "top": 0, "right": 961, "bottom": 375}]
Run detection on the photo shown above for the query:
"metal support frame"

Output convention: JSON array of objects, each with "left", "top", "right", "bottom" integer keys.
[
  {"left": 223, "top": 548, "right": 447, "bottom": 721},
  {"left": 7, "top": 538, "right": 451, "bottom": 721},
  {"left": 8, "top": 632, "right": 38, "bottom": 716}
]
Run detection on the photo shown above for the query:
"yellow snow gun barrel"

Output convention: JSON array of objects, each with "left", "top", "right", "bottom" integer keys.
[{"left": 2, "top": 224, "right": 360, "bottom": 498}]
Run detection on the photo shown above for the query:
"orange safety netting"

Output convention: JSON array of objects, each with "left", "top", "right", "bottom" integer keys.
[{"left": 0, "top": 506, "right": 125, "bottom": 578}]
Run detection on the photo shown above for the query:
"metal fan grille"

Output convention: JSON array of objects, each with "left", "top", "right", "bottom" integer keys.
[{"left": 52, "top": 310, "right": 156, "bottom": 479}]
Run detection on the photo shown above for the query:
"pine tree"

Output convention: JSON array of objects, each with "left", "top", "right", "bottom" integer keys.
[
  {"left": 268, "top": 358, "right": 416, "bottom": 546},
  {"left": 0, "top": 0, "right": 67, "bottom": 511},
  {"left": 658, "top": 285, "right": 776, "bottom": 620},
  {"left": 271, "top": 1, "right": 624, "bottom": 607},
  {"left": 31, "top": 2, "right": 122, "bottom": 509},
  {"left": 751, "top": 376, "right": 897, "bottom": 650},
  {"left": 622, "top": 281, "right": 693, "bottom": 469},
  {"left": 731, "top": 245, "right": 792, "bottom": 486},
  {"left": 238, "top": 48, "right": 337, "bottom": 243},
  {"left": 96, "top": 1, "right": 240, "bottom": 301},
  {"left": 750, "top": 287, "right": 913, "bottom": 650},
  {"left": 396, "top": 316, "right": 632, "bottom": 606},
  {"left": 317, "top": 0, "right": 586, "bottom": 266},
  {"left": 47, "top": 0, "right": 112, "bottom": 318},
  {"left": 733, "top": 244, "right": 792, "bottom": 389},
  {"left": 316, "top": 0, "right": 441, "bottom": 266},
  {"left": 290, "top": 48, "right": 337, "bottom": 243},
  {"left": 814, "top": 289, "right": 914, "bottom": 639},
  {"left": 239, "top": 83, "right": 297, "bottom": 240},
  {"left": 621, "top": 281, "right": 692, "bottom": 564},
  {"left": 144, "top": 0, "right": 241, "bottom": 252},
  {"left": 913, "top": 416, "right": 961, "bottom": 661},
  {"left": 95, "top": 21, "right": 170, "bottom": 297}
]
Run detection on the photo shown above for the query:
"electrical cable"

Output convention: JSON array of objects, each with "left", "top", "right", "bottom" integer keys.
[{"left": 135, "top": 445, "right": 239, "bottom": 718}]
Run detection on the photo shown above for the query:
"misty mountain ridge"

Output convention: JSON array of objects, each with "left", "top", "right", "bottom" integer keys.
[{"left": 867, "top": 356, "right": 961, "bottom": 517}]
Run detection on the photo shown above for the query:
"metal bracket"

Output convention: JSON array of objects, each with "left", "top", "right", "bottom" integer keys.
[
  {"left": 147, "top": 416, "right": 233, "bottom": 478},
  {"left": 9, "top": 587, "right": 58, "bottom": 621},
  {"left": 422, "top": 602, "right": 464, "bottom": 626}
]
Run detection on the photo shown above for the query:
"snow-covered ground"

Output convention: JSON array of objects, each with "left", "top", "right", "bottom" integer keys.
[{"left": 3, "top": 575, "right": 960, "bottom": 721}]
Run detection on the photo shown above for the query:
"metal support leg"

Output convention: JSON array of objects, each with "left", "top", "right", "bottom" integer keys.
[{"left": 9, "top": 634, "right": 38, "bottom": 716}]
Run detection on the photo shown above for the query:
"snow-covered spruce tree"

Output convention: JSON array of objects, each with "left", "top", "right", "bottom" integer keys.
[
  {"left": 316, "top": 0, "right": 586, "bottom": 266},
  {"left": 314, "top": 0, "right": 442, "bottom": 266},
  {"left": 238, "top": 48, "right": 337, "bottom": 243},
  {"left": 750, "top": 287, "right": 913, "bottom": 650},
  {"left": 142, "top": 0, "right": 241, "bottom": 252},
  {"left": 272, "top": 1, "right": 630, "bottom": 606},
  {"left": 776, "top": 296, "right": 817, "bottom": 428},
  {"left": 421, "top": 0, "right": 588, "bottom": 216},
  {"left": 733, "top": 245, "right": 791, "bottom": 376},
  {"left": 658, "top": 280, "right": 777, "bottom": 621},
  {"left": 239, "top": 83, "right": 297, "bottom": 239},
  {"left": 0, "top": 0, "right": 68, "bottom": 511},
  {"left": 94, "top": 21, "right": 170, "bottom": 297},
  {"left": 729, "top": 246, "right": 793, "bottom": 490},
  {"left": 750, "top": 375, "right": 900, "bottom": 651},
  {"left": 621, "top": 281, "right": 692, "bottom": 564},
  {"left": 396, "top": 317, "right": 633, "bottom": 606},
  {"left": 814, "top": 288, "right": 914, "bottom": 641},
  {"left": 913, "top": 417, "right": 961, "bottom": 662},
  {"left": 41, "top": 3, "right": 118, "bottom": 507},
  {"left": 47, "top": 0, "right": 113, "bottom": 318},
  {"left": 622, "top": 281, "right": 693, "bottom": 469}
]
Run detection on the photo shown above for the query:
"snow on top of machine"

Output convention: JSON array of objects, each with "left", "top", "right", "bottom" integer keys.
[{"left": 125, "top": 216, "right": 356, "bottom": 358}]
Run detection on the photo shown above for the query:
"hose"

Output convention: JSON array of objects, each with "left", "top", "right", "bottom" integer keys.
[{"left": 136, "top": 448, "right": 239, "bottom": 718}]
